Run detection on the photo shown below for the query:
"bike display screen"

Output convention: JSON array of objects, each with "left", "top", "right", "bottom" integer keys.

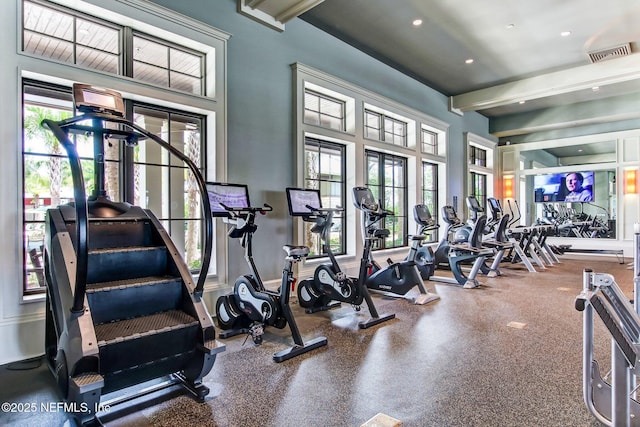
[
  {"left": 206, "top": 182, "right": 250, "bottom": 217},
  {"left": 286, "top": 188, "right": 321, "bottom": 216}
]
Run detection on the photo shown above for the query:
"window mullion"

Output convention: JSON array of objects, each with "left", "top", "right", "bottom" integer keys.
[{"left": 122, "top": 26, "right": 134, "bottom": 78}]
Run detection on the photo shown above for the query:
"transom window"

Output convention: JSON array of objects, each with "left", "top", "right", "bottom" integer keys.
[
  {"left": 22, "top": 0, "right": 205, "bottom": 96},
  {"left": 303, "top": 89, "right": 346, "bottom": 131},
  {"left": 365, "top": 150, "right": 407, "bottom": 249},
  {"left": 469, "top": 145, "right": 487, "bottom": 167},
  {"left": 421, "top": 128, "right": 438, "bottom": 155},
  {"left": 364, "top": 110, "right": 407, "bottom": 147},
  {"left": 304, "top": 138, "right": 346, "bottom": 256}
]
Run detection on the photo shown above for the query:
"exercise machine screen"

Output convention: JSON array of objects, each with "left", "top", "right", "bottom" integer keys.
[
  {"left": 72, "top": 83, "right": 125, "bottom": 117},
  {"left": 206, "top": 182, "right": 250, "bottom": 216},
  {"left": 286, "top": 188, "right": 321, "bottom": 216}
]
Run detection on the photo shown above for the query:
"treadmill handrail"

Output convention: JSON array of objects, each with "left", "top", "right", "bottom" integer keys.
[{"left": 42, "top": 113, "right": 214, "bottom": 312}]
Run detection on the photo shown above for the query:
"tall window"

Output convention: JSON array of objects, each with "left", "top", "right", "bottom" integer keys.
[
  {"left": 304, "top": 138, "right": 346, "bottom": 256},
  {"left": 421, "top": 162, "right": 439, "bottom": 242},
  {"left": 470, "top": 172, "right": 487, "bottom": 214},
  {"left": 21, "top": 81, "right": 206, "bottom": 294},
  {"left": 304, "top": 89, "right": 345, "bottom": 131},
  {"left": 22, "top": 0, "right": 205, "bottom": 95},
  {"left": 365, "top": 151, "right": 407, "bottom": 249},
  {"left": 364, "top": 110, "right": 407, "bottom": 147}
]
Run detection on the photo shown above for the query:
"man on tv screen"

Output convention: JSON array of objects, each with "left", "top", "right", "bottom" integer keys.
[{"left": 564, "top": 172, "right": 592, "bottom": 202}]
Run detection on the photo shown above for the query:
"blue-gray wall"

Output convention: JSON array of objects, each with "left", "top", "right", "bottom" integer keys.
[{"left": 151, "top": 0, "right": 493, "bottom": 281}]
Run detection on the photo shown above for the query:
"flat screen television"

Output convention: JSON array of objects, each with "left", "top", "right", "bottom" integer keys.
[
  {"left": 286, "top": 187, "right": 322, "bottom": 216},
  {"left": 533, "top": 171, "right": 594, "bottom": 203},
  {"left": 206, "top": 182, "right": 250, "bottom": 216}
]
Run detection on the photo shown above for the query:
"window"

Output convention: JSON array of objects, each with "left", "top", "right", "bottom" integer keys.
[
  {"left": 294, "top": 64, "right": 450, "bottom": 262},
  {"left": 470, "top": 172, "right": 487, "bottom": 213},
  {"left": 304, "top": 89, "right": 345, "bottom": 131},
  {"left": 22, "top": 0, "right": 205, "bottom": 96},
  {"left": 364, "top": 110, "right": 407, "bottom": 147},
  {"left": 21, "top": 81, "right": 207, "bottom": 295},
  {"left": 365, "top": 151, "right": 407, "bottom": 249},
  {"left": 421, "top": 162, "right": 439, "bottom": 243},
  {"left": 304, "top": 138, "right": 346, "bottom": 256},
  {"left": 133, "top": 34, "right": 204, "bottom": 95},
  {"left": 421, "top": 128, "right": 438, "bottom": 155},
  {"left": 469, "top": 145, "right": 487, "bottom": 167}
]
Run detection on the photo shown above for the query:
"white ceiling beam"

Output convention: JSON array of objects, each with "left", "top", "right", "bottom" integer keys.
[
  {"left": 275, "top": 0, "right": 324, "bottom": 24},
  {"left": 451, "top": 54, "right": 640, "bottom": 112},
  {"left": 246, "top": 0, "right": 268, "bottom": 8}
]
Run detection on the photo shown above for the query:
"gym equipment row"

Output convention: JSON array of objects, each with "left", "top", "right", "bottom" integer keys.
[
  {"left": 41, "top": 82, "right": 550, "bottom": 425},
  {"left": 42, "top": 84, "right": 225, "bottom": 426},
  {"left": 501, "top": 199, "right": 560, "bottom": 272},
  {"left": 575, "top": 226, "right": 640, "bottom": 426}
]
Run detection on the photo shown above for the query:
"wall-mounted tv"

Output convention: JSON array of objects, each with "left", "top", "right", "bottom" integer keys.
[
  {"left": 206, "top": 182, "right": 250, "bottom": 216},
  {"left": 533, "top": 171, "right": 594, "bottom": 203}
]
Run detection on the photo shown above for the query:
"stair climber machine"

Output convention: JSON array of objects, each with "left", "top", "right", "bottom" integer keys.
[
  {"left": 285, "top": 187, "right": 396, "bottom": 328},
  {"left": 352, "top": 186, "right": 440, "bottom": 304},
  {"left": 41, "top": 84, "right": 225, "bottom": 426},
  {"left": 409, "top": 204, "right": 494, "bottom": 289},
  {"left": 210, "top": 183, "right": 327, "bottom": 362}
]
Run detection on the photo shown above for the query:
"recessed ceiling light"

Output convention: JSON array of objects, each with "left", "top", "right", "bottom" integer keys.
[
  {"left": 506, "top": 24, "right": 515, "bottom": 29},
  {"left": 560, "top": 31, "right": 571, "bottom": 37},
  {"left": 519, "top": 101, "right": 526, "bottom": 104},
  {"left": 465, "top": 58, "right": 474, "bottom": 64},
  {"left": 592, "top": 86, "right": 600, "bottom": 91},
  {"left": 413, "top": 19, "right": 423, "bottom": 26}
]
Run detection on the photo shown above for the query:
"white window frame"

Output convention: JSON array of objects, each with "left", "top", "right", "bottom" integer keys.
[
  {"left": 292, "top": 63, "right": 449, "bottom": 274},
  {"left": 11, "top": 0, "right": 229, "bottom": 302},
  {"left": 466, "top": 132, "right": 496, "bottom": 215}
]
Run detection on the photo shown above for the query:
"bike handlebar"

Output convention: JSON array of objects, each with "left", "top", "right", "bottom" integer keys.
[{"left": 220, "top": 203, "right": 273, "bottom": 215}]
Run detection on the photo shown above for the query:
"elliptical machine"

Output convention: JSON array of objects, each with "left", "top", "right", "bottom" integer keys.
[
  {"left": 210, "top": 183, "right": 327, "bottom": 362},
  {"left": 410, "top": 204, "right": 494, "bottom": 288},
  {"left": 286, "top": 187, "right": 395, "bottom": 329},
  {"left": 352, "top": 186, "right": 439, "bottom": 304}
]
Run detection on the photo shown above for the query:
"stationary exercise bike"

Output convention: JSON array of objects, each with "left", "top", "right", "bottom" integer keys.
[
  {"left": 352, "top": 186, "right": 439, "bottom": 304},
  {"left": 286, "top": 187, "right": 395, "bottom": 329},
  {"left": 209, "top": 183, "right": 327, "bottom": 362}
]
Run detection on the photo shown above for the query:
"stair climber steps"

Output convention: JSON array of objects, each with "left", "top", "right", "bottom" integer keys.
[
  {"left": 67, "top": 219, "right": 155, "bottom": 250},
  {"left": 87, "top": 276, "right": 183, "bottom": 325},
  {"left": 95, "top": 310, "right": 199, "bottom": 377},
  {"left": 87, "top": 246, "right": 168, "bottom": 283}
]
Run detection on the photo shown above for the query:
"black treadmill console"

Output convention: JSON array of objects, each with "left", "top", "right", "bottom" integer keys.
[{"left": 73, "top": 83, "right": 125, "bottom": 117}]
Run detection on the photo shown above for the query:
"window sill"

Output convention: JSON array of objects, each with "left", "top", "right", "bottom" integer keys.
[{"left": 22, "top": 293, "right": 45, "bottom": 304}]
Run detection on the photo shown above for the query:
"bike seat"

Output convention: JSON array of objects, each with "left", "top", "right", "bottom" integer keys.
[
  {"left": 283, "top": 245, "right": 310, "bottom": 257},
  {"left": 371, "top": 229, "right": 390, "bottom": 238},
  {"left": 410, "top": 235, "right": 427, "bottom": 241}
]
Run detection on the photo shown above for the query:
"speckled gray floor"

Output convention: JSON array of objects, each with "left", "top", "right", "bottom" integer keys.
[{"left": 0, "top": 257, "right": 629, "bottom": 427}]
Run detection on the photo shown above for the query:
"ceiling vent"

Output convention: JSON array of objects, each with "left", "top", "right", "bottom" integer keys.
[{"left": 588, "top": 43, "right": 632, "bottom": 63}]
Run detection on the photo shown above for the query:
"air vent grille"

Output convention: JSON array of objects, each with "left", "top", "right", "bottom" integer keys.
[{"left": 588, "top": 43, "right": 632, "bottom": 63}]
